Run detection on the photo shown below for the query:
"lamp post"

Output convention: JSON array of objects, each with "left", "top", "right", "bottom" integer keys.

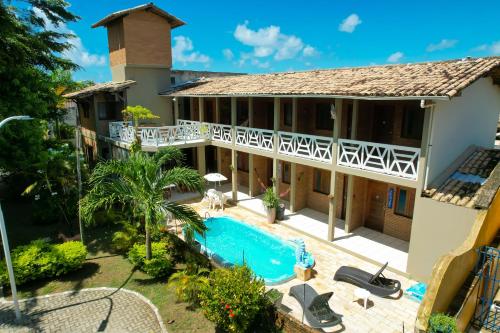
[{"left": 0, "top": 115, "right": 33, "bottom": 321}]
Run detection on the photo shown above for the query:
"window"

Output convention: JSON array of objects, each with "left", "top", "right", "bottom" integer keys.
[
  {"left": 283, "top": 102, "right": 292, "bottom": 127},
  {"left": 313, "top": 169, "right": 330, "bottom": 194},
  {"left": 237, "top": 101, "right": 248, "bottom": 125},
  {"left": 315, "top": 103, "right": 334, "bottom": 130},
  {"left": 394, "top": 187, "right": 415, "bottom": 218},
  {"left": 282, "top": 162, "right": 291, "bottom": 184},
  {"left": 401, "top": 105, "right": 424, "bottom": 140},
  {"left": 82, "top": 102, "right": 90, "bottom": 118},
  {"left": 97, "top": 101, "right": 118, "bottom": 120},
  {"left": 237, "top": 152, "right": 249, "bottom": 172}
]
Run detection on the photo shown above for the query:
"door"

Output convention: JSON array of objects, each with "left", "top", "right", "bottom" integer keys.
[
  {"left": 340, "top": 175, "right": 348, "bottom": 220},
  {"left": 365, "top": 181, "right": 387, "bottom": 232},
  {"left": 372, "top": 104, "right": 395, "bottom": 144},
  {"left": 206, "top": 146, "right": 217, "bottom": 173}
]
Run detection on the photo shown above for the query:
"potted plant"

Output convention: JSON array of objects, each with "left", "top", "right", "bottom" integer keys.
[{"left": 262, "top": 187, "right": 279, "bottom": 223}]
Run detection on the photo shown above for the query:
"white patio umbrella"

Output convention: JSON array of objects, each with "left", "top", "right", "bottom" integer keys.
[{"left": 203, "top": 173, "right": 227, "bottom": 188}]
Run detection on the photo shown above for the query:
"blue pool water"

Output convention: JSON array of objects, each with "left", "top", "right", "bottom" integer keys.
[{"left": 194, "top": 216, "right": 296, "bottom": 285}]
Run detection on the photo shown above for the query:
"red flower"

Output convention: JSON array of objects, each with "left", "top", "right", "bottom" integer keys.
[
  {"left": 225, "top": 304, "right": 230, "bottom": 310},
  {"left": 229, "top": 313, "right": 235, "bottom": 318}
]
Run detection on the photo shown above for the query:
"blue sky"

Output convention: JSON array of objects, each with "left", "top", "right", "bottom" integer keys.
[{"left": 61, "top": 0, "right": 500, "bottom": 82}]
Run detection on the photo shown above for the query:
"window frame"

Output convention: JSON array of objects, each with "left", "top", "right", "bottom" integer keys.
[
  {"left": 394, "top": 187, "right": 415, "bottom": 218},
  {"left": 312, "top": 168, "right": 330, "bottom": 195},
  {"left": 282, "top": 162, "right": 291, "bottom": 184},
  {"left": 97, "top": 101, "right": 118, "bottom": 121}
]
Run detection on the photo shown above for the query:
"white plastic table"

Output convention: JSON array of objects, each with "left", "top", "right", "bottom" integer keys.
[{"left": 354, "top": 288, "right": 371, "bottom": 309}]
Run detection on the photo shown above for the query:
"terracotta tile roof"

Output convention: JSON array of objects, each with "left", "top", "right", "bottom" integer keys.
[
  {"left": 169, "top": 57, "right": 500, "bottom": 99},
  {"left": 63, "top": 80, "right": 136, "bottom": 99},
  {"left": 424, "top": 148, "right": 500, "bottom": 208},
  {"left": 92, "top": 3, "right": 185, "bottom": 29}
]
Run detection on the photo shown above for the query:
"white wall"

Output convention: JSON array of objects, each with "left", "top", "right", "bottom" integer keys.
[
  {"left": 427, "top": 77, "right": 500, "bottom": 184},
  {"left": 407, "top": 197, "right": 478, "bottom": 281}
]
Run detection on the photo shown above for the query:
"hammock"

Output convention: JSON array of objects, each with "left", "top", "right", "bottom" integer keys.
[{"left": 254, "top": 168, "right": 291, "bottom": 198}]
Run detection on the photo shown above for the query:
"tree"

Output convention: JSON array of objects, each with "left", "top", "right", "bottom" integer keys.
[
  {"left": 0, "top": 0, "right": 79, "bottom": 175},
  {"left": 80, "top": 147, "right": 207, "bottom": 259},
  {"left": 122, "top": 105, "right": 160, "bottom": 153}
]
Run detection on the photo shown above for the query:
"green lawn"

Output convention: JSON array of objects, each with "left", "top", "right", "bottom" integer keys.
[{"left": 1, "top": 200, "right": 216, "bottom": 333}]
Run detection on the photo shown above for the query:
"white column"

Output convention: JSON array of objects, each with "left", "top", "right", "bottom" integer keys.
[
  {"left": 198, "top": 97, "right": 204, "bottom": 122},
  {"left": 231, "top": 97, "right": 238, "bottom": 201},
  {"left": 248, "top": 97, "right": 254, "bottom": 197},
  {"left": 328, "top": 98, "right": 343, "bottom": 241},
  {"left": 272, "top": 97, "right": 280, "bottom": 194},
  {"left": 174, "top": 98, "right": 179, "bottom": 125},
  {"left": 215, "top": 97, "right": 222, "bottom": 173},
  {"left": 290, "top": 97, "right": 298, "bottom": 212}
]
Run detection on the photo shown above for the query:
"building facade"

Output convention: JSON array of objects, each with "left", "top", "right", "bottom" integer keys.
[{"left": 65, "top": 3, "right": 500, "bottom": 281}]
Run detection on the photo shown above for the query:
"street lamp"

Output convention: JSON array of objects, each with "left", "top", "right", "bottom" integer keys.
[{"left": 0, "top": 115, "right": 33, "bottom": 321}]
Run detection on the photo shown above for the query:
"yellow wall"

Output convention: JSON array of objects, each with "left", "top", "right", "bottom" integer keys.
[{"left": 415, "top": 190, "right": 500, "bottom": 332}]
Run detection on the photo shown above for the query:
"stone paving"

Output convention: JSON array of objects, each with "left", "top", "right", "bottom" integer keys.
[
  {"left": 0, "top": 288, "right": 166, "bottom": 333},
  {"left": 188, "top": 200, "right": 421, "bottom": 333}
]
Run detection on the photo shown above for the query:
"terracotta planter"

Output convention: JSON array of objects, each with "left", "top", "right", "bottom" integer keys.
[{"left": 265, "top": 207, "right": 276, "bottom": 224}]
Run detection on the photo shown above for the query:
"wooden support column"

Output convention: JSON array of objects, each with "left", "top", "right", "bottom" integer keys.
[
  {"left": 189, "top": 97, "right": 194, "bottom": 120},
  {"left": 344, "top": 100, "right": 358, "bottom": 234},
  {"left": 272, "top": 97, "right": 280, "bottom": 194},
  {"left": 231, "top": 97, "right": 238, "bottom": 201},
  {"left": 173, "top": 98, "right": 179, "bottom": 125},
  {"left": 215, "top": 97, "right": 222, "bottom": 173},
  {"left": 328, "top": 98, "right": 343, "bottom": 241},
  {"left": 248, "top": 97, "right": 254, "bottom": 197},
  {"left": 289, "top": 97, "right": 298, "bottom": 212},
  {"left": 197, "top": 146, "right": 206, "bottom": 175},
  {"left": 198, "top": 97, "right": 204, "bottom": 122}
]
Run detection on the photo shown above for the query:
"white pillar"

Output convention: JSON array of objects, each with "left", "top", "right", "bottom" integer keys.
[
  {"left": 231, "top": 97, "right": 238, "bottom": 201},
  {"left": 272, "top": 97, "right": 280, "bottom": 194},
  {"left": 248, "top": 97, "right": 254, "bottom": 197},
  {"left": 328, "top": 98, "right": 343, "bottom": 241}
]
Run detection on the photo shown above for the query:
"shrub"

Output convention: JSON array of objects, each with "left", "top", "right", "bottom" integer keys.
[
  {"left": 199, "top": 265, "right": 268, "bottom": 333},
  {"left": 112, "top": 224, "right": 140, "bottom": 253},
  {"left": 168, "top": 266, "right": 209, "bottom": 305},
  {"left": 428, "top": 313, "right": 459, "bottom": 333},
  {"left": 0, "top": 239, "right": 87, "bottom": 285},
  {"left": 128, "top": 241, "right": 173, "bottom": 278}
]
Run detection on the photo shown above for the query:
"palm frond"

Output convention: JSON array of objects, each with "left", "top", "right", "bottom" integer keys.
[{"left": 160, "top": 167, "right": 205, "bottom": 194}]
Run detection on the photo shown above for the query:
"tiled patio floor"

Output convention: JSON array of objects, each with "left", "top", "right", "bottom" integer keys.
[
  {"left": 186, "top": 199, "right": 420, "bottom": 333},
  {"left": 217, "top": 184, "right": 409, "bottom": 274}
]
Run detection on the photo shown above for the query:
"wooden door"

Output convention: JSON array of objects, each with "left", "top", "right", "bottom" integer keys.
[
  {"left": 372, "top": 105, "right": 395, "bottom": 144},
  {"left": 365, "top": 181, "right": 387, "bottom": 232}
]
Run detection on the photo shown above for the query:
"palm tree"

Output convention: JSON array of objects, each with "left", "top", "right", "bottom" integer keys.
[{"left": 80, "top": 147, "right": 206, "bottom": 259}]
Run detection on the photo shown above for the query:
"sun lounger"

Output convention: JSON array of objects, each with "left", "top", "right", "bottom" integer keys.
[
  {"left": 288, "top": 284, "right": 342, "bottom": 328},
  {"left": 333, "top": 262, "right": 401, "bottom": 297}
]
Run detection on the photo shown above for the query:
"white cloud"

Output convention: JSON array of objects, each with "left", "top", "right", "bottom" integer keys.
[
  {"left": 339, "top": 14, "right": 362, "bottom": 33},
  {"left": 222, "top": 48, "right": 234, "bottom": 60},
  {"left": 471, "top": 41, "right": 500, "bottom": 54},
  {"left": 302, "top": 45, "right": 317, "bottom": 57},
  {"left": 33, "top": 7, "right": 107, "bottom": 68},
  {"left": 493, "top": 41, "right": 500, "bottom": 54},
  {"left": 172, "top": 36, "right": 210, "bottom": 65},
  {"left": 387, "top": 51, "right": 404, "bottom": 63},
  {"left": 233, "top": 21, "right": 316, "bottom": 65},
  {"left": 426, "top": 39, "right": 458, "bottom": 52}
]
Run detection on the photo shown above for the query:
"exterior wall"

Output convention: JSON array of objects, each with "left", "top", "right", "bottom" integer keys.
[
  {"left": 252, "top": 155, "right": 269, "bottom": 196},
  {"left": 293, "top": 165, "right": 329, "bottom": 214},
  {"left": 122, "top": 10, "right": 172, "bottom": 67},
  {"left": 427, "top": 78, "right": 500, "bottom": 184},
  {"left": 219, "top": 148, "right": 232, "bottom": 181},
  {"left": 350, "top": 176, "right": 368, "bottom": 230},
  {"left": 114, "top": 66, "right": 172, "bottom": 125},
  {"left": 407, "top": 196, "right": 479, "bottom": 281},
  {"left": 415, "top": 190, "right": 500, "bottom": 332},
  {"left": 107, "top": 18, "right": 126, "bottom": 67},
  {"left": 334, "top": 173, "right": 345, "bottom": 219},
  {"left": 383, "top": 184, "right": 413, "bottom": 241}
]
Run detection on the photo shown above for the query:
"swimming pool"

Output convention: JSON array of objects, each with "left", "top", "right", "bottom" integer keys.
[{"left": 194, "top": 216, "right": 296, "bottom": 285}]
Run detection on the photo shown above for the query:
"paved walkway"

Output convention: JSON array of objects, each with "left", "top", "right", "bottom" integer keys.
[
  {"left": 188, "top": 200, "right": 420, "bottom": 333},
  {"left": 0, "top": 288, "right": 166, "bottom": 333}
]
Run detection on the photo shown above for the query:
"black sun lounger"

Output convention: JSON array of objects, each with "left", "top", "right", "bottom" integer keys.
[
  {"left": 289, "top": 284, "right": 342, "bottom": 329},
  {"left": 333, "top": 262, "right": 401, "bottom": 297}
]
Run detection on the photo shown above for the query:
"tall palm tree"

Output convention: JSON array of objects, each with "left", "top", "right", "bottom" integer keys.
[{"left": 80, "top": 147, "right": 206, "bottom": 259}]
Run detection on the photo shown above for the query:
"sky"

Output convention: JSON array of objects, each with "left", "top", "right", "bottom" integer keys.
[{"left": 55, "top": 0, "right": 500, "bottom": 82}]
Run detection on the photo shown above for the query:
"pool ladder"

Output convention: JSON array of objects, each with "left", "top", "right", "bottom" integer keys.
[{"left": 204, "top": 211, "right": 211, "bottom": 219}]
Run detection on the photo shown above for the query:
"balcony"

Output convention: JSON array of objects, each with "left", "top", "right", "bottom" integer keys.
[
  {"left": 108, "top": 121, "right": 420, "bottom": 180},
  {"left": 337, "top": 139, "right": 420, "bottom": 180}
]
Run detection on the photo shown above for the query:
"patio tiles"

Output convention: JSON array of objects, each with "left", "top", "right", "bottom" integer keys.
[{"left": 187, "top": 200, "right": 421, "bottom": 333}]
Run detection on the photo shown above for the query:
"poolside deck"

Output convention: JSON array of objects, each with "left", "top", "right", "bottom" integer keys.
[
  {"left": 219, "top": 183, "right": 409, "bottom": 274},
  {"left": 185, "top": 199, "right": 420, "bottom": 333}
]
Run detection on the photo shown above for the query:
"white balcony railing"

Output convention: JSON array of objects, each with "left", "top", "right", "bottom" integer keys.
[
  {"left": 278, "top": 131, "right": 334, "bottom": 163},
  {"left": 210, "top": 123, "right": 232, "bottom": 143},
  {"left": 109, "top": 121, "right": 132, "bottom": 139},
  {"left": 235, "top": 126, "right": 274, "bottom": 151},
  {"left": 337, "top": 139, "right": 420, "bottom": 180}
]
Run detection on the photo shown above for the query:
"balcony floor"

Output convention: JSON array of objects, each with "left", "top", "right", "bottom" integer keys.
[{"left": 219, "top": 183, "right": 409, "bottom": 274}]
